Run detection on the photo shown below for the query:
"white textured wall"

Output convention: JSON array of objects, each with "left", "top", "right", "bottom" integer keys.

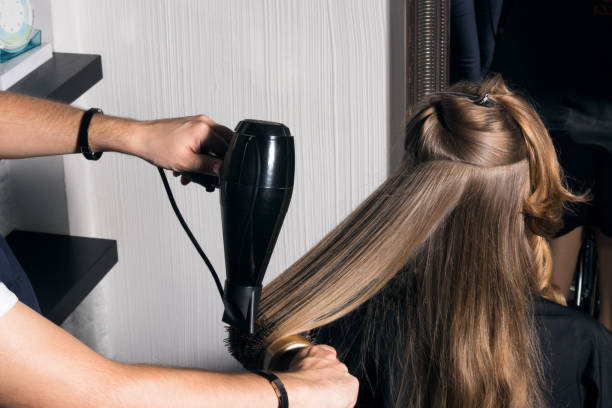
[{"left": 52, "top": 0, "right": 398, "bottom": 370}]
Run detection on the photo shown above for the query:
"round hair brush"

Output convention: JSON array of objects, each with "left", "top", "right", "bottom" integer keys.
[
  {"left": 262, "top": 334, "right": 312, "bottom": 371},
  {"left": 227, "top": 325, "right": 313, "bottom": 371}
]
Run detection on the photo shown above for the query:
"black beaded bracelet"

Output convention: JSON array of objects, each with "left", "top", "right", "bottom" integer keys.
[
  {"left": 77, "top": 108, "right": 103, "bottom": 161},
  {"left": 253, "top": 370, "right": 289, "bottom": 408}
]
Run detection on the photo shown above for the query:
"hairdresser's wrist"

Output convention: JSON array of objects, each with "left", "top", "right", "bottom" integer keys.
[
  {"left": 87, "top": 113, "right": 142, "bottom": 155},
  {"left": 117, "top": 119, "right": 161, "bottom": 160},
  {"left": 274, "top": 372, "right": 306, "bottom": 408},
  {"left": 274, "top": 371, "right": 349, "bottom": 408},
  {"left": 87, "top": 116, "right": 197, "bottom": 169},
  {"left": 242, "top": 372, "right": 283, "bottom": 408}
]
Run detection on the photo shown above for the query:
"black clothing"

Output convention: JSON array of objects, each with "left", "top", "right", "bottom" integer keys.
[
  {"left": 450, "top": 0, "right": 503, "bottom": 83},
  {"left": 451, "top": 0, "right": 481, "bottom": 82},
  {"left": 315, "top": 297, "right": 612, "bottom": 407},
  {"left": 537, "top": 297, "right": 612, "bottom": 407},
  {"left": 490, "top": 0, "right": 612, "bottom": 101},
  {"left": 0, "top": 235, "right": 40, "bottom": 313},
  {"left": 553, "top": 133, "right": 612, "bottom": 238}
]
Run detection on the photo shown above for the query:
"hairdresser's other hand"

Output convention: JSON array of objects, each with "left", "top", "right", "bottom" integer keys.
[
  {"left": 127, "top": 115, "right": 233, "bottom": 178},
  {"left": 277, "top": 345, "right": 359, "bottom": 408}
]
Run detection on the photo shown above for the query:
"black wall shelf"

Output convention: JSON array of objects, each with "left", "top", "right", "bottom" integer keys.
[
  {"left": 8, "top": 52, "right": 102, "bottom": 104},
  {"left": 6, "top": 231, "right": 118, "bottom": 325}
]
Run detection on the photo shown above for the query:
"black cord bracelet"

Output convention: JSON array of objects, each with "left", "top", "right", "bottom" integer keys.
[
  {"left": 77, "top": 108, "right": 103, "bottom": 160},
  {"left": 253, "top": 370, "right": 289, "bottom": 408}
]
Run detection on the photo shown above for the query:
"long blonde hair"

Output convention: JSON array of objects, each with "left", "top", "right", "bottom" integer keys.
[{"left": 230, "top": 75, "right": 583, "bottom": 407}]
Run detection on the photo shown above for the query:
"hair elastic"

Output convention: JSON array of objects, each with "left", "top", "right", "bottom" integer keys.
[
  {"left": 429, "top": 91, "right": 495, "bottom": 107},
  {"left": 475, "top": 93, "right": 494, "bottom": 107}
]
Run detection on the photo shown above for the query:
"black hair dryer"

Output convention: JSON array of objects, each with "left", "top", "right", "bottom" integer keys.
[{"left": 184, "top": 120, "right": 295, "bottom": 333}]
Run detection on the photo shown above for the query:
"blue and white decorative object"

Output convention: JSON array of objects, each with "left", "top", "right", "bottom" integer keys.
[
  {"left": 0, "top": 0, "right": 33, "bottom": 50},
  {"left": 0, "top": 0, "right": 41, "bottom": 62},
  {"left": 0, "top": 0, "right": 51, "bottom": 89}
]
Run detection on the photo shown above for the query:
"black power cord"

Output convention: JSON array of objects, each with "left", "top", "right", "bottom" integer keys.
[{"left": 157, "top": 167, "right": 224, "bottom": 299}]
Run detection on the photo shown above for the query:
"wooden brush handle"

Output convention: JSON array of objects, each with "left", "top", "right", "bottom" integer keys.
[{"left": 263, "top": 334, "right": 312, "bottom": 371}]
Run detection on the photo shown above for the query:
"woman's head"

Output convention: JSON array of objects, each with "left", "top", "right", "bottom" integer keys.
[
  {"left": 409, "top": 76, "right": 573, "bottom": 230},
  {"left": 232, "top": 75, "right": 583, "bottom": 407},
  {"left": 405, "top": 75, "right": 580, "bottom": 303}
]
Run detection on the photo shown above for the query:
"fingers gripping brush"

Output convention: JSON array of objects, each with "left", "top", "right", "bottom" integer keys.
[{"left": 158, "top": 119, "right": 311, "bottom": 368}]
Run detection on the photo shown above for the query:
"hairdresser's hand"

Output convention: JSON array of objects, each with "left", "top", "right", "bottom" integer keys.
[
  {"left": 127, "top": 115, "right": 233, "bottom": 178},
  {"left": 276, "top": 345, "right": 359, "bottom": 408}
]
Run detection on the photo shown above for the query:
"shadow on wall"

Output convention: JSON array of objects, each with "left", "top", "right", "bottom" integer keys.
[
  {"left": 4, "top": 156, "right": 70, "bottom": 235},
  {"left": 0, "top": 161, "right": 16, "bottom": 236}
]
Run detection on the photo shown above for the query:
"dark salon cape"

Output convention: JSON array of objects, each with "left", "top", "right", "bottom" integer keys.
[
  {"left": 538, "top": 298, "right": 612, "bottom": 408},
  {"left": 315, "top": 297, "right": 612, "bottom": 408}
]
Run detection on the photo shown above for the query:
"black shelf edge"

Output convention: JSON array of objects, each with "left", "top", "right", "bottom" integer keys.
[
  {"left": 8, "top": 52, "right": 103, "bottom": 104},
  {"left": 6, "top": 230, "right": 118, "bottom": 325}
]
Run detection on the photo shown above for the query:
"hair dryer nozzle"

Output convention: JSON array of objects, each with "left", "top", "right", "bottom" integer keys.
[{"left": 221, "top": 281, "right": 261, "bottom": 334}]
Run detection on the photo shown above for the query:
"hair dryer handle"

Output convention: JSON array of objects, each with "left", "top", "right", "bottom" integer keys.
[{"left": 180, "top": 172, "right": 220, "bottom": 192}]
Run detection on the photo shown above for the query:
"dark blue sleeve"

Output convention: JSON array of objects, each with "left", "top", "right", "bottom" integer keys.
[
  {"left": 0, "top": 236, "right": 40, "bottom": 313},
  {"left": 475, "top": 0, "right": 504, "bottom": 75},
  {"left": 450, "top": 0, "right": 482, "bottom": 83}
]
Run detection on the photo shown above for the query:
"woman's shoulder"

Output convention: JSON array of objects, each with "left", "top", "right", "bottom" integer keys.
[{"left": 534, "top": 296, "right": 611, "bottom": 341}]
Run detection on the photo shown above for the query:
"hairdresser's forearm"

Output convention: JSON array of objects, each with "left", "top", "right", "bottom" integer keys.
[
  {"left": 0, "top": 91, "right": 229, "bottom": 175},
  {"left": 0, "top": 302, "right": 280, "bottom": 408},
  {"left": 116, "top": 365, "right": 279, "bottom": 408},
  {"left": 0, "top": 91, "right": 141, "bottom": 158}
]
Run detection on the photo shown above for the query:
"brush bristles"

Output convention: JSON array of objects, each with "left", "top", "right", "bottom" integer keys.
[{"left": 225, "top": 322, "right": 273, "bottom": 370}]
